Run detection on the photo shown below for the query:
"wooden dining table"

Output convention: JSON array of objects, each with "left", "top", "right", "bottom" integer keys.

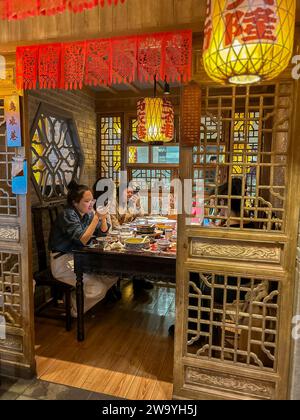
[{"left": 73, "top": 246, "right": 176, "bottom": 341}]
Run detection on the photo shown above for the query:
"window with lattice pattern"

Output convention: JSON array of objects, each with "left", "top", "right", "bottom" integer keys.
[
  {"left": 127, "top": 116, "right": 179, "bottom": 214},
  {"left": 192, "top": 84, "right": 290, "bottom": 231},
  {"left": 99, "top": 115, "right": 122, "bottom": 183},
  {"left": 187, "top": 271, "right": 279, "bottom": 371},
  {"left": 30, "top": 104, "right": 83, "bottom": 202}
]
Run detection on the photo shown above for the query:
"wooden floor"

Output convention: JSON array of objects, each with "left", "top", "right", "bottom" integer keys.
[{"left": 35, "top": 280, "right": 175, "bottom": 400}]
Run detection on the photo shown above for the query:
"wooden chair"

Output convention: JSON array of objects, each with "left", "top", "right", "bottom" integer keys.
[{"left": 32, "top": 202, "right": 75, "bottom": 331}]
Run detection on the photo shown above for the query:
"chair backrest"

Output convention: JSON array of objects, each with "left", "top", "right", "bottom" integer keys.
[{"left": 32, "top": 201, "right": 66, "bottom": 272}]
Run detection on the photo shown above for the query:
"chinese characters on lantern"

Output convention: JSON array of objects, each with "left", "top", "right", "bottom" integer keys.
[
  {"left": 137, "top": 100, "right": 147, "bottom": 140},
  {"left": 224, "top": 0, "right": 278, "bottom": 47},
  {"left": 161, "top": 103, "right": 174, "bottom": 139},
  {"left": 137, "top": 98, "right": 174, "bottom": 143},
  {"left": 4, "top": 95, "right": 22, "bottom": 147},
  {"left": 203, "top": 0, "right": 212, "bottom": 51}
]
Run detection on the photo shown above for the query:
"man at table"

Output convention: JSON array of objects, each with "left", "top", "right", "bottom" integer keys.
[
  {"left": 111, "top": 185, "right": 144, "bottom": 229},
  {"left": 110, "top": 185, "right": 153, "bottom": 291}
]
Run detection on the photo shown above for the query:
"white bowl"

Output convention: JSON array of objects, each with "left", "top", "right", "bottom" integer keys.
[{"left": 156, "top": 239, "right": 171, "bottom": 250}]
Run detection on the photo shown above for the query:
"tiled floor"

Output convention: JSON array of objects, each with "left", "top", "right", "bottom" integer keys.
[{"left": 0, "top": 375, "right": 121, "bottom": 400}]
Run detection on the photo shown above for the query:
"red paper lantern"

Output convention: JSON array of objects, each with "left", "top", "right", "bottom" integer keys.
[
  {"left": 137, "top": 97, "right": 174, "bottom": 143},
  {"left": 203, "top": 0, "right": 296, "bottom": 85}
]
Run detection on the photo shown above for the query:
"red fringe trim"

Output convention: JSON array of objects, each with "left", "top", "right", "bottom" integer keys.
[
  {"left": 0, "top": 0, "right": 126, "bottom": 20},
  {"left": 16, "top": 30, "right": 192, "bottom": 90}
]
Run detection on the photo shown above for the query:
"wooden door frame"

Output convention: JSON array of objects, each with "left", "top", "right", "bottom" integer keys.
[
  {"left": 173, "top": 73, "right": 300, "bottom": 400},
  {"left": 0, "top": 54, "right": 35, "bottom": 378}
]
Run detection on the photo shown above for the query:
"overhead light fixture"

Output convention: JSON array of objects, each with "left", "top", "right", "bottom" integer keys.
[
  {"left": 137, "top": 75, "right": 174, "bottom": 143},
  {"left": 164, "top": 76, "right": 170, "bottom": 95},
  {"left": 203, "top": 0, "right": 296, "bottom": 85}
]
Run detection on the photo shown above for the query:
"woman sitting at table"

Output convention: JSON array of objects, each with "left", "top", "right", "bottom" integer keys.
[
  {"left": 48, "top": 180, "right": 119, "bottom": 317},
  {"left": 93, "top": 179, "right": 152, "bottom": 291}
]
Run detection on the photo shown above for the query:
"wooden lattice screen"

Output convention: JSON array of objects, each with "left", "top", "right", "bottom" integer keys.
[{"left": 174, "top": 81, "right": 295, "bottom": 401}]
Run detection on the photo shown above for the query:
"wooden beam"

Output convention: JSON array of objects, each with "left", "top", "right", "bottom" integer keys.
[
  {"left": 125, "top": 82, "right": 141, "bottom": 94},
  {"left": 101, "top": 85, "right": 119, "bottom": 95}
]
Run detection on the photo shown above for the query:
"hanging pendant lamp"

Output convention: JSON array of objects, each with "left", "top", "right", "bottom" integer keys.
[
  {"left": 203, "top": 0, "right": 296, "bottom": 85},
  {"left": 137, "top": 76, "right": 174, "bottom": 143}
]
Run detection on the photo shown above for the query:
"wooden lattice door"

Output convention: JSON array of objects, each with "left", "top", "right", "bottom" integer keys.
[
  {"left": 174, "top": 81, "right": 299, "bottom": 400},
  {"left": 0, "top": 68, "right": 35, "bottom": 378}
]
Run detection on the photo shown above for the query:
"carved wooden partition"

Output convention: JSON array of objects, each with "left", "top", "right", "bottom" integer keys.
[
  {"left": 0, "top": 56, "right": 35, "bottom": 378},
  {"left": 174, "top": 81, "right": 300, "bottom": 400}
]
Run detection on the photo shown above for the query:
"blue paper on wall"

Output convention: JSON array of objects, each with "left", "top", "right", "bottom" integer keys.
[{"left": 12, "top": 159, "right": 27, "bottom": 195}]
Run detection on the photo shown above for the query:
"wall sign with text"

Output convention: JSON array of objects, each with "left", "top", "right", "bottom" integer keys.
[{"left": 4, "top": 95, "right": 22, "bottom": 147}]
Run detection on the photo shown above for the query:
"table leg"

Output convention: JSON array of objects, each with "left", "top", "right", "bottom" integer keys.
[{"left": 75, "top": 270, "right": 84, "bottom": 341}]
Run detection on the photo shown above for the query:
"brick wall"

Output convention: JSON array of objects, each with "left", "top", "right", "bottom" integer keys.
[{"left": 27, "top": 89, "right": 97, "bottom": 303}]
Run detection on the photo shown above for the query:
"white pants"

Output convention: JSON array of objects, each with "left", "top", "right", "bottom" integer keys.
[{"left": 50, "top": 253, "right": 118, "bottom": 317}]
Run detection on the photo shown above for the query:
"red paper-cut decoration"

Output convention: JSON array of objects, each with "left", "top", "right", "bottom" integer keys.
[
  {"left": 39, "top": 43, "right": 61, "bottom": 89},
  {"left": 16, "top": 46, "right": 38, "bottom": 89},
  {"left": 61, "top": 41, "right": 86, "bottom": 89},
  {"left": 112, "top": 37, "right": 137, "bottom": 84},
  {"left": 16, "top": 31, "right": 192, "bottom": 90},
  {"left": 164, "top": 31, "right": 192, "bottom": 83},
  {"left": 138, "top": 34, "right": 163, "bottom": 82},
  {"left": 85, "top": 40, "right": 112, "bottom": 86},
  {"left": 0, "top": 0, "right": 126, "bottom": 20}
]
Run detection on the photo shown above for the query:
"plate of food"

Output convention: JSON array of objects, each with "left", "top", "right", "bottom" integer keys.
[
  {"left": 124, "top": 237, "right": 150, "bottom": 250},
  {"left": 96, "top": 237, "right": 109, "bottom": 249},
  {"left": 136, "top": 224, "right": 156, "bottom": 235}
]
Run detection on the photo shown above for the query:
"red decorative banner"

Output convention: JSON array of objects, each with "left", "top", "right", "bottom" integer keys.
[
  {"left": 0, "top": 0, "right": 126, "bottom": 20},
  {"left": 39, "top": 43, "right": 61, "bottom": 89},
  {"left": 61, "top": 41, "right": 86, "bottom": 89},
  {"left": 16, "top": 31, "right": 192, "bottom": 90}
]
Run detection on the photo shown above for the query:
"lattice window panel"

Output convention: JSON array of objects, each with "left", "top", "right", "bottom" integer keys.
[
  {"left": 130, "top": 168, "right": 179, "bottom": 214},
  {"left": 127, "top": 116, "right": 180, "bottom": 214},
  {"left": 232, "top": 112, "right": 259, "bottom": 198},
  {"left": 130, "top": 117, "right": 139, "bottom": 142},
  {"left": 31, "top": 106, "right": 83, "bottom": 202},
  {"left": 0, "top": 252, "right": 22, "bottom": 328},
  {"left": 99, "top": 116, "right": 122, "bottom": 182},
  {"left": 0, "top": 99, "right": 18, "bottom": 216},
  {"left": 193, "top": 115, "right": 226, "bottom": 197},
  {"left": 187, "top": 272, "right": 280, "bottom": 371},
  {"left": 192, "top": 84, "right": 291, "bottom": 231}
]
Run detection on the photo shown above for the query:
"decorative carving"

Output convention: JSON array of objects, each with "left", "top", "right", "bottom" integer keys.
[
  {"left": 0, "top": 226, "right": 19, "bottom": 241},
  {"left": 0, "top": 334, "right": 23, "bottom": 353},
  {"left": 0, "top": 253, "right": 22, "bottom": 327},
  {"left": 186, "top": 367, "right": 274, "bottom": 399},
  {"left": 191, "top": 240, "right": 281, "bottom": 263}
]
